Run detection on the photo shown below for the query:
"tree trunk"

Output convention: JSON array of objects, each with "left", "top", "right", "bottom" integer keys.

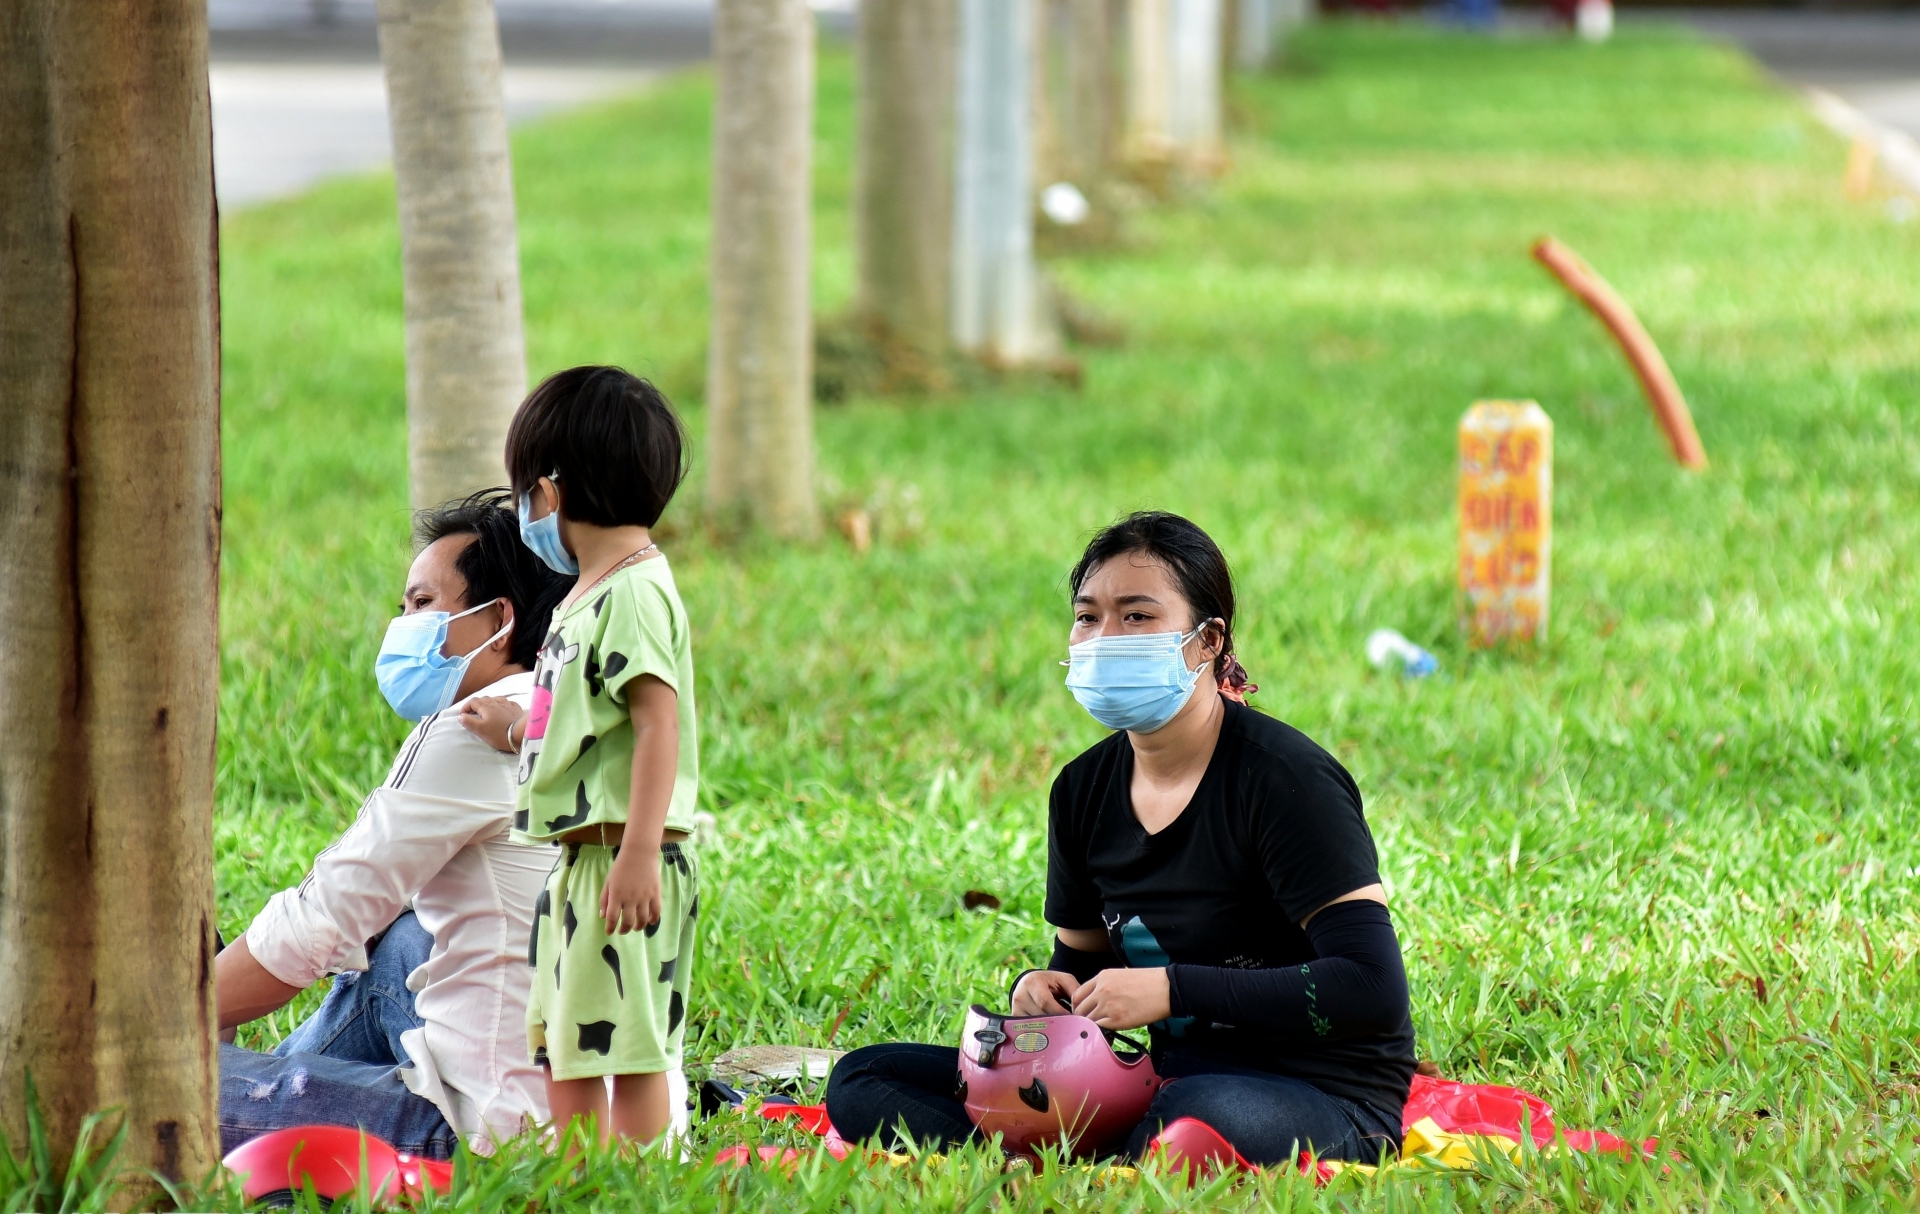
[
  {"left": 1064, "top": 0, "right": 1117, "bottom": 183},
  {"left": 706, "top": 0, "right": 820, "bottom": 538},
  {"left": 952, "top": 0, "right": 1054, "bottom": 363},
  {"left": 1233, "top": 0, "right": 1272, "bottom": 70},
  {"left": 855, "top": 0, "right": 957, "bottom": 362},
  {"left": 1168, "top": 0, "right": 1223, "bottom": 168},
  {"left": 1125, "top": 0, "right": 1173, "bottom": 166},
  {"left": 376, "top": 0, "right": 527, "bottom": 512},
  {"left": 0, "top": 0, "right": 221, "bottom": 1201}
]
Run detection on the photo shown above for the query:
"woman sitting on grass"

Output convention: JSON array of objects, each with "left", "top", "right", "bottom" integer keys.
[{"left": 826, "top": 511, "right": 1415, "bottom": 1166}]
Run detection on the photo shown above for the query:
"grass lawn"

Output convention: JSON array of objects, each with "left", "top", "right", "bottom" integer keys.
[{"left": 191, "top": 17, "right": 1920, "bottom": 1210}]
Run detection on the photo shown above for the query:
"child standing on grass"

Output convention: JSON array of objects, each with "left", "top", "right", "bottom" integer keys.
[{"left": 461, "top": 365, "right": 700, "bottom": 1148}]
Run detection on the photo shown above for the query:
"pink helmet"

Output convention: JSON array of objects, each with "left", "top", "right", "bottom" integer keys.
[{"left": 958, "top": 1004, "right": 1162, "bottom": 1158}]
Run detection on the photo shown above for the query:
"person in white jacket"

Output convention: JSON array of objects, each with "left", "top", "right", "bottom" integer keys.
[{"left": 216, "top": 492, "right": 570, "bottom": 1158}]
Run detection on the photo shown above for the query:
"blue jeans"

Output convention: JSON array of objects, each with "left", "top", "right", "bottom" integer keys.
[
  {"left": 824, "top": 1042, "right": 1401, "bottom": 1166},
  {"left": 1121, "top": 1054, "right": 1401, "bottom": 1164},
  {"left": 219, "top": 911, "right": 460, "bottom": 1159}
]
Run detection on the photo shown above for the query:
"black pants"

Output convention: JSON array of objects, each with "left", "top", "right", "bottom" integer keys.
[{"left": 823, "top": 1042, "right": 1401, "bottom": 1165}]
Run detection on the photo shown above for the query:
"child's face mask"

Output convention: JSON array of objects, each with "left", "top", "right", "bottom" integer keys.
[{"left": 517, "top": 477, "right": 578, "bottom": 576}]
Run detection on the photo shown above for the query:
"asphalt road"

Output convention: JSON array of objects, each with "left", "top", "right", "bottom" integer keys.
[
  {"left": 209, "top": 0, "right": 722, "bottom": 207},
  {"left": 1665, "top": 9, "right": 1920, "bottom": 142},
  {"left": 210, "top": 3, "right": 1920, "bottom": 209},
  {"left": 211, "top": 63, "right": 660, "bottom": 206}
]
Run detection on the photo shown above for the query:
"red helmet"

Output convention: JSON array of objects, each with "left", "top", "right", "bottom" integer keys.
[
  {"left": 958, "top": 1004, "right": 1162, "bottom": 1158},
  {"left": 223, "top": 1125, "right": 452, "bottom": 1206}
]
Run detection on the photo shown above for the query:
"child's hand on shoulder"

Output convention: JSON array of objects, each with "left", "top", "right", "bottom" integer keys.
[
  {"left": 461, "top": 696, "right": 523, "bottom": 753},
  {"left": 602, "top": 848, "right": 663, "bottom": 935}
]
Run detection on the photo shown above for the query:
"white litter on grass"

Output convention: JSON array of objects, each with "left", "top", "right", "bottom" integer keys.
[
  {"left": 710, "top": 1045, "right": 844, "bottom": 1084},
  {"left": 1041, "top": 182, "right": 1091, "bottom": 226}
]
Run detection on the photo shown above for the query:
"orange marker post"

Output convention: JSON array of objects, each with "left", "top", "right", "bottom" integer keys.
[{"left": 1460, "top": 401, "right": 1553, "bottom": 647}]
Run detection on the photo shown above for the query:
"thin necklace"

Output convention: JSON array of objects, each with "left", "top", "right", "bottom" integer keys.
[{"left": 566, "top": 543, "right": 658, "bottom": 611}]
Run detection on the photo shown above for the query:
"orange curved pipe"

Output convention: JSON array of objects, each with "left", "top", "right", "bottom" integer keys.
[{"left": 1531, "top": 237, "right": 1707, "bottom": 470}]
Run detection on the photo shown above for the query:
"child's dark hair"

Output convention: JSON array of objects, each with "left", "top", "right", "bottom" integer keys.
[
  {"left": 415, "top": 489, "right": 571, "bottom": 670},
  {"left": 1069, "top": 511, "right": 1255, "bottom": 696},
  {"left": 504, "top": 366, "right": 687, "bottom": 528}
]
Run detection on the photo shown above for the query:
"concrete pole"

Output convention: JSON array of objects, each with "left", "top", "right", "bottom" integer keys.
[
  {"left": 376, "top": 0, "right": 528, "bottom": 511},
  {"left": 705, "top": 0, "right": 820, "bottom": 537},
  {"left": 951, "top": 0, "right": 1051, "bottom": 362}
]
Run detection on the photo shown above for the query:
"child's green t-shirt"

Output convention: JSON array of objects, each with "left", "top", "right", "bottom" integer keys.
[{"left": 512, "top": 556, "right": 700, "bottom": 841}]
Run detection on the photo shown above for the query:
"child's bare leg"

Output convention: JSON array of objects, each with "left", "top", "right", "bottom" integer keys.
[
  {"left": 608, "top": 1070, "right": 671, "bottom": 1144},
  {"left": 547, "top": 1073, "right": 611, "bottom": 1149}
]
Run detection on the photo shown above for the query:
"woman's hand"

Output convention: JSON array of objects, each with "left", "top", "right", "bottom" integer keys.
[
  {"left": 461, "top": 696, "right": 524, "bottom": 753},
  {"left": 601, "top": 847, "right": 663, "bottom": 935},
  {"left": 1071, "top": 968, "right": 1170, "bottom": 1031},
  {"left": 1011, "top": 970, "right": 1083, "bottom": 1017}
]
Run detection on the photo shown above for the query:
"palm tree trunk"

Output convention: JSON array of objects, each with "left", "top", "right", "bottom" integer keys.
[
  {"left": 1168, "top": 0, "right": 1223, "bottom": 168},
  {"left": 855, "top": 0, "right": 957, "bottom": 362},
  {"left": 952, "top": 0, "right": 1053, "bottom": 363},
  {"left": 1126, "top": 0, "right": 1173, "bottom": 165},
  {"left": 0, "top": 0, "right": 221, "bottom": 1199},
  {"left": 705, "top": 0, "right": 820, "bottom": 538},
  {"left": 1233, "top": 0, "right": 1272, "bottom": 69},
  {"left": 376, "top": 0, "right": 528, "bottom": 511},
  {"left": 1065, "top": 0, "right": 1118, "bottom": 183}
]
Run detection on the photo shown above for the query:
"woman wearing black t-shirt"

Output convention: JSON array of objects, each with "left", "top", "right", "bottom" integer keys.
[{"left": 825, "top": 512, "right": 1415, "bottom": 1165}]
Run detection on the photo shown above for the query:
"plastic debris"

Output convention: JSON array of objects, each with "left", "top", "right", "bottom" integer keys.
[
  {"left": 1041, "top": 182, "right": 1092, "bottom": 226},
  {"left": 1366, "top": 629, "right": 1438, "bottom": 678},
  {"left": 709, "top": 1044, "right": 844, "bottom": 1086}
]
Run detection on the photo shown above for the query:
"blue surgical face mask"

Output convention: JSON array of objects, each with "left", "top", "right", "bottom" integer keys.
[
  {"left": 1063, "top": 627, "right": 1209, "bottom": 734},
  {"left": 376, "top": 599, "right": 510, "bottom": 721},
  {"left": 517, "top": 483, "right": 578, "bottom": 576}
]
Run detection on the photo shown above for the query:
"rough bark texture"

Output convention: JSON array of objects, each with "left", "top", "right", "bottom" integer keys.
[
  {"left": 706, "top": 0, "right": 820, "bottom": 537},
  {"left": 377, "top": 0, "right": 527, "bottom": 511},
  {"left": 855, "top": 0, "right": 956, "bottom": 360},
  {"left": 0, "top": 0, "right": 221, "bottom": 1199}
]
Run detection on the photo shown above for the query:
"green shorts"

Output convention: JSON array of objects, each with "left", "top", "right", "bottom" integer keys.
[{"left": 527, "top": 841, "right": 699, "bottom": 1081}]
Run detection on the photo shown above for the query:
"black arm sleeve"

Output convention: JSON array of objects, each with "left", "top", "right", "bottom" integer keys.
[{"left": 1163, "top": 900, "right": 1408, "bottom": 1041}]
